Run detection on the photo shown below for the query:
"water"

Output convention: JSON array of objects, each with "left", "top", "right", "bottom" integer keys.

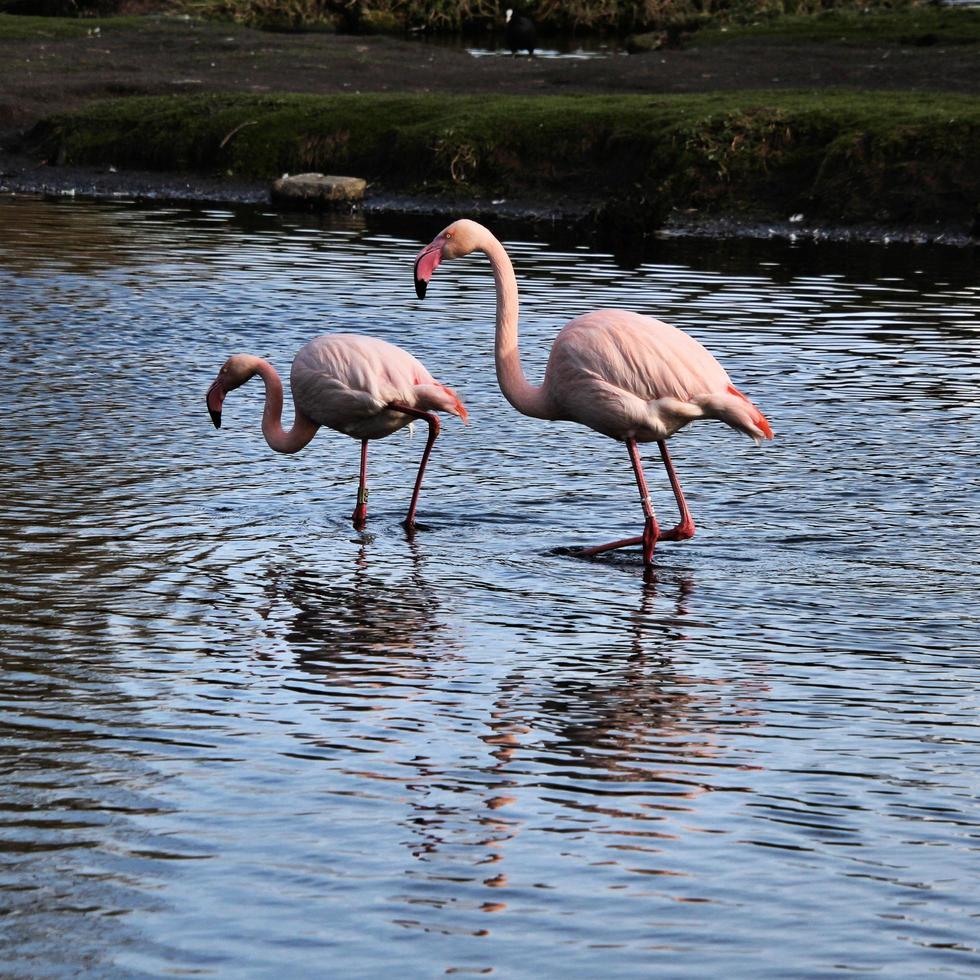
[
  {"left": 418, "top": 32, "right": 621, "bottom": 59},
  {"left": 1, "top": 196, "right": 978, "bottom": 978},
  {"left": 465, "top": 42, "right": 620, "bottom": 60}
]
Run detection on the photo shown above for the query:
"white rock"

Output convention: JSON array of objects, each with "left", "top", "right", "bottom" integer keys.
[{"left": 270, "top": 173, "right": 367, "bottom": 208}]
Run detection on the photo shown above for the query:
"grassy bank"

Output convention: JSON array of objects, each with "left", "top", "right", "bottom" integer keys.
[
  {"left": 690, "top": 6, "right": 980, "bottom": 45},
  {"left": 0, "top": 10, "right": 151, "bottom": 37},
  {"left": 2, "top": 0, "right": 953, "bottom": 35},
  {"left": 31, "top": 91, "right": 980, "bottom": 231},
  {"left": 0, "top": 0, "right": 767, "bottom": 33},
  {"left": 173, "top": 0, "right": 936, "bottom": 34},
  {"left": 3, "top": 5, "right": 977, "bottom": 45}
]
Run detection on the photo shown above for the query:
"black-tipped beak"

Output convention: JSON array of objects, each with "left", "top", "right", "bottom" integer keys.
[
  {"left": 413, "top": 242, "right": 442, "bottom": 300},
  {"left": 206, "top": 380, "right": 224, "bottom": 429},
  {"left": 413, "top": 254, "right": 428, "bottom": 299}
]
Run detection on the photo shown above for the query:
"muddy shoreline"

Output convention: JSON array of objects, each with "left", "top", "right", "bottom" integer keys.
[{"left": 2, "top": 147, "right": 973, "bottom": 247}]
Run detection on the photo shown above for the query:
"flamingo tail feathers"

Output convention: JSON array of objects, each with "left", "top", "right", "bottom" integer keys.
[
  {"left": 442, "top": 384, "right": 470, "bottom": 424},
  {"left": 725, "top": 384, "right": 773, "bottom": 441},
  {"left": 697, "top": 384, "right": 773, "bottom": 444},
  {"left": 728, "top": 384, "right": 773, "bottom": 440},
  {"left": 413, "top": 383, "right": 470, "bottom": 424}
]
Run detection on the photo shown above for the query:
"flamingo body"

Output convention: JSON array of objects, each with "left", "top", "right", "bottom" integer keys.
[
  {"left": 413, "top": 218, "right": 772, "bottom": 565},
  {"left": 290, "top": 333, "right": 465, "bottom": 440},
  {"left": 540, "top": 310, "right": 771, "bottom": 443},
  {"left": 206, "top": 332, "right": 466, "bottom": 530}
]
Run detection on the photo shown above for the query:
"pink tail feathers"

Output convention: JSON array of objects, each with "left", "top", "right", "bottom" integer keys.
[
  {"left": 699, "top": 384, "right": 773, "bottom": 443},
  {"left": 726, "top": 384, "right": 773, "bottom": 441},
  {"left": 442, "top": 384, "right": 469, "bottom": 424},
  {"left": 415, "top": 383, "right": 469, "bottom": 424}
]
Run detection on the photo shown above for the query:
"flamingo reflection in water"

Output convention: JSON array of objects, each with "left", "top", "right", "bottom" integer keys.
[{"left": 396, "top": 575, "right": 767, "bottom": 913}]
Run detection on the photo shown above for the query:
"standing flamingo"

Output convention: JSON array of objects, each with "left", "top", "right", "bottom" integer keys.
[
  {"left": 205, "top": 333, "right": 467, "bottom": 531},
  {"left": 413, "top": 219, "right": 773, "bottom": 566}
]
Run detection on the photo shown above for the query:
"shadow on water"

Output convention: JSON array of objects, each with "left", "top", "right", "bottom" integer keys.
[{"left": 4, "top": 194, "right": 979, "bottom": 286}]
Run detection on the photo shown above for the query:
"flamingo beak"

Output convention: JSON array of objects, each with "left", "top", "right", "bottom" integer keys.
[
  {"left": 413, "top": 243, "right": 442, "bottom": 299},
  {"left": 206, "top": 379, "right": 225, "bottom": 429}
]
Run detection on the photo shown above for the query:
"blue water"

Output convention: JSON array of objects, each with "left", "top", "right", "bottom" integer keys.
[{"left": 1, "top": 196, "right": 978, "bottom": 977}]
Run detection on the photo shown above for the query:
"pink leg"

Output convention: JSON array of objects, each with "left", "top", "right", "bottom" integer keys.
[
  {"left": 579, "top": 438, "right": 660, "bottom": 566},
  {"left": 352, "top": 438, "right": 369, "bottom": 530},
  {"left": 388, "top": 403, "right": 441, "bottom": 531},
  {"left": 629, "top": 438, "right": 660, "bottom": 565},
  {"left": 656, "top": 440, "right": 696, "bottom": 541}
]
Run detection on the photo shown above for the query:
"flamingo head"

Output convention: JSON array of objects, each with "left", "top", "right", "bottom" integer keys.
[
  {"left": 413, "top": 219, "right": 485, "bottom": 299},
  {"left": 206, "top": 355, "right": 256, "bottom": 429}
]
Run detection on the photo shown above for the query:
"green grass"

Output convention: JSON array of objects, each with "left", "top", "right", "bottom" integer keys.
[
  {"left": 31, "top": 90, "right": 980, "bottom": 229},
  {"left": 0, "top": 11, "right": 172, "bottom": 39},
  {"left": 691, "top": 6, "right": 980, "bottom": 45},
  {"left": 7, "top": 1, "right": 974, "bottom": 42},
  {"left": 178, "top": 0, "right": 961, "bottom": 35}
]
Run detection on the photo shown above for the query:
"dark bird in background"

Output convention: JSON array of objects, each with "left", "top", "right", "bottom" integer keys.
[{"left": 504, "top": 8, "right": 537, "bottom": 56}]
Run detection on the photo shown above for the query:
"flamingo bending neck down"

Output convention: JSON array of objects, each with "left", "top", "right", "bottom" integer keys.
[
  {"left": 413, "top": 219, "right": 773, "bottom": 566},
  {"left": 206, "top": 333, "right": 467, "bottom": 531}
]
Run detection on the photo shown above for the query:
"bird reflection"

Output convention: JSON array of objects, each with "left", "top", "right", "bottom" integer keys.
[
  {"left": 253, "top": 555, "right": 764, "bottom": 923},
  {"left": 481, "top": 574, "right": 705, "bottom": 806},
  {"left": 397, "top": 572, "right": 765, "bottom": 916},
  {"left": 256, "top": 542, "right": 453, "bottom": 676}
]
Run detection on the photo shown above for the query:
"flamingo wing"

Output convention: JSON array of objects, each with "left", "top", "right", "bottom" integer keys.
[
  {"left": 291, "top": 334, "right": 466, "bottom": 439},
  {"left": 545, "top": 310, "right": 771, "bottom": 442}
]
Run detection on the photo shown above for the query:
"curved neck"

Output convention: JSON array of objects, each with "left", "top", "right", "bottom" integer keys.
[
  {"left": 481, "top": 234, "right": 552, "bottom": 420},
  {"left": 252, "top": 358, "right": 318, "bottom": 454}
]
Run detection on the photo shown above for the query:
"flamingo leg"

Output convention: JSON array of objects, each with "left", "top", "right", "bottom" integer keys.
[
  {"left": 579, "top": 438, "right": 660, "bottom": 566},
  {"left": 388, "top": 402, "right": 442, "bottom": 531},
  {"left": 655, "top": 439, "right": 696, "bottom": 541},
  {"left": 629, "top": 438, "right": 660, "bottom": 565},
  {"left": 352, "top": 438, "right": 369, "bottom": 530}
]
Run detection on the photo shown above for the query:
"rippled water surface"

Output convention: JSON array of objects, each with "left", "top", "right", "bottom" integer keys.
[{"left": 2, "top": 197, "right": 979, "bottom": 978}]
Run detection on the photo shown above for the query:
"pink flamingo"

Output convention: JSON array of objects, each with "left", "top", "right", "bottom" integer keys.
[
  {"left": 205, "top": 333, "right": 467, "bottom": 530},
  {"left": 413, "top": 219, "right": 773, "bottom": 566}
]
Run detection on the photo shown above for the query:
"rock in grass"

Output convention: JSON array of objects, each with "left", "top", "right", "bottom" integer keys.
[{"left": 271, "top": 173, "right": 366, "bottom": 208}]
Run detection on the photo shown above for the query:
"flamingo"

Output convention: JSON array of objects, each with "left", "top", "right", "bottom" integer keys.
[
  {"left": 205, "top": 333, "right": 467, "bottom": 531},
  {"left": 413, "top": 219, "right": 773, "bottom": 566}
]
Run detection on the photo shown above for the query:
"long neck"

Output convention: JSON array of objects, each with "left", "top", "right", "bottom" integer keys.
[
  {"left": 252, "top": 358, "right": 318, "bottom": 454},
  {"left": 482, "top": 234, "right": 552, "bottom": 420}
]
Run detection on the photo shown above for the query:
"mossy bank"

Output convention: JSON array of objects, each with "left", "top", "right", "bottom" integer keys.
[{"left": 30, "top": 91, "right": 980, "bottom": 235}]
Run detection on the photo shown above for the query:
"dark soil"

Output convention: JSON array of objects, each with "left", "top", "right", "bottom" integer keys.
[{"left": 2, "top": 14, "right": 978, "bottom": 240}]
